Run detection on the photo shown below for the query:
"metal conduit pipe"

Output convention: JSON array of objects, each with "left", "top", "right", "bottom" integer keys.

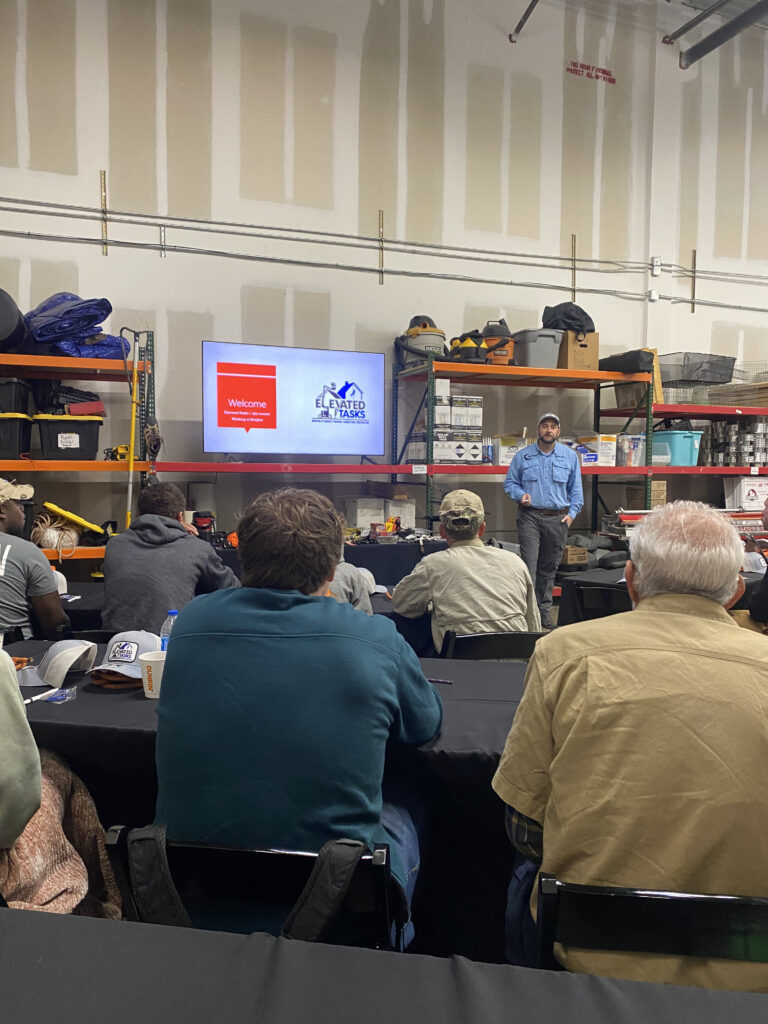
[
  {"left": 3, "top": 223, "right": 768, "bottom": 314},
  {"left": 0, "top": 194, "right": 650, "bottom": 270},
  {"left": 0, "top": 202, "right": 645, "bottom": 276},
  {"left": 662, "top": 0, "right": 735, "bottom": 45},
  {"left": 679, "top": 0, "right": 768, "bottom": 67}
]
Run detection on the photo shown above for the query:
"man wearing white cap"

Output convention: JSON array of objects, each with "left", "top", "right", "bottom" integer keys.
[
  {"left": 503, "top": 414, "right": 583, "bottom": 629},
  {"left": 0, "top": 478, "right": 70, "bottom": 643},
  {"left": 393, "top": 489, "right": 540, "bottom": 653}
]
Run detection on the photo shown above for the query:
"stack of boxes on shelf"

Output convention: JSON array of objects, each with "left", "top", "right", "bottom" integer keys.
[
  {"left": 406, "top": 380, "right": 485, "bottom": 465},
  {"left": 0, "top": 377, "right": 105, "bottom": 461},
  {"left": 343, "top": 485, "right": 417, "bottom": 531}
]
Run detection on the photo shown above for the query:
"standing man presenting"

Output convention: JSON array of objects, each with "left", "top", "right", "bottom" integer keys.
[{"left": 503, "top": 414, "right": 583, "bottom": 629}]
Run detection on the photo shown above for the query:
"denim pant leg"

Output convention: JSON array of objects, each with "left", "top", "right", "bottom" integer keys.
[
  {"left": 505, "top": 850, "right": 539, "bottom": 967},
  {"left": 516, "top": 509, "right": 541, "bottom": 590},
  {"left": 536, "top": 516, "right": 569, "bottom": 619},
  {"left": 381, "top": 778, "right": 425, "bottom": 948}
]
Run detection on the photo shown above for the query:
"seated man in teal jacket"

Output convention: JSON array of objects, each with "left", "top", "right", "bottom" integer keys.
[{"left": 155, "top": 487, "right": 443, "bottom": 936}]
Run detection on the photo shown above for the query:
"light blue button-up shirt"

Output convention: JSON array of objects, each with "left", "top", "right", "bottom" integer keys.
[{"left": 503, "top": 442, "right": 584, "bottom": 519}]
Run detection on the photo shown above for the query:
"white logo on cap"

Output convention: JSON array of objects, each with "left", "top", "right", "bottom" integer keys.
[{"left": 109, "top": 641, "right": 139, "bottom": 663}]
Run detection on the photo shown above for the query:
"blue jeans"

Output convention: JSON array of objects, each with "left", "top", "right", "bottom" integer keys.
[
  {"left": 381, "top": 777, "right": 426, "bottom": 949},
  {"left": 505, "top": 851, "right": 539, "bottom": 967}
]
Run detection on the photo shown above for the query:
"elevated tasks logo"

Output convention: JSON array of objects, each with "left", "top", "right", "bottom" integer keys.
[{"left": 313, "top": 380, "right": 368, "bottom": 425}]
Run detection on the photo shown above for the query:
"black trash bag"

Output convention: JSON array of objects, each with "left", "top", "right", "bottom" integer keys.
[
  {"left": 542, "top": 302, "right": 595, "bottom": 334},
  {"left": 0, "top": 289, "right": 30, "bottom": 353},
  {"left": 599, "top": 350, "right": 654, "bottom": 374}
]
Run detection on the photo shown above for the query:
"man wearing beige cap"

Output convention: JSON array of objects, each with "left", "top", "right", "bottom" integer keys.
[
  {"left": 0, "top": 478, "right": 70, "bottom": 644},
  {"left": 392, "top": 488, "right": 540, "bottom": 653}
]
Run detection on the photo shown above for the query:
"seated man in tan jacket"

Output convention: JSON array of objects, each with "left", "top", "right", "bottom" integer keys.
[
  {"left": 392, "top": 489, "right": 540, "bottom": 654},
  {"left": 493, "top": 500, "right": 768, "bottom": 992}
]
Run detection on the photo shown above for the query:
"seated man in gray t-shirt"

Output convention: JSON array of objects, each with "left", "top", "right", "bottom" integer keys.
[{"left": 0, "top": 479, "right": 70, "bottom": 642}]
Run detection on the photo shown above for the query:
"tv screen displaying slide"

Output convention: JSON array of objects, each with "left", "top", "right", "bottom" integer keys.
[{"left": 202, "top": 341, "right": 386, "bottom": 456}]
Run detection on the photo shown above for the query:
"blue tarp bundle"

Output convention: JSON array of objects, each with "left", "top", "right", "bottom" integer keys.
[{"left": 24, "top": 292, "right": 129, "bottom": 359}]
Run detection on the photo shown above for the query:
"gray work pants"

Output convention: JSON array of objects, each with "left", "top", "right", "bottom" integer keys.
[{"left": 516, "top": 506, "right": 568, "bottom": 622}]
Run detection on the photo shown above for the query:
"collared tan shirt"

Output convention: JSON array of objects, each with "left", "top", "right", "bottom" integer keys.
[
  {"left": 492, "top": 593, "right": 768, "bottom": 991},
  {"left": 392, "top": 538, "right": 540, "bottom": 650}
]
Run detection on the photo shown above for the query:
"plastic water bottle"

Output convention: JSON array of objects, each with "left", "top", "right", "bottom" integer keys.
[{"left": 160, "top": 610, "right": 179, "bottom": 652}]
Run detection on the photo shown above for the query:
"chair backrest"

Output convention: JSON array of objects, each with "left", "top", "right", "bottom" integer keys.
[
  {"left": 440, "top": 630, "right": 546, "bottom": 660},
  {"left": 537, "top": 874, "right": 768, "bottom": 970},
  {"left": 72, "top": 629, "right": 114, "bottom": 644},
  {"left": 106, "top": 825, "right": 403, "bottom": 950}
]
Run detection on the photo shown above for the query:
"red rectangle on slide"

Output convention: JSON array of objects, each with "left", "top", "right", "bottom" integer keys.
[{"left": 217, "top": 362, "right": 276, "bottom": 431}]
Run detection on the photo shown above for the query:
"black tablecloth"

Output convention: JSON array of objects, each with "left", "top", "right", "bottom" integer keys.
[
  {"left": 344, "top": 540, "right": 447, "bottom": 584},
  {"left": 217, "top": 541, "right": 447, "bottom": 585},
  {"left": 557, "top": 569, "right": 763, "bottom": 627},
  {"left": 371, "top": 592, "right": 435, "bottom": 656},
  {"left": 17, "top": 643, "right": 522, "bottom": 962},
  {"left": 60, "top": 580, "right": 105, "bottom": 630},
  {"left": 3, "top": 910, "right": 766, "bottom": 1024}
]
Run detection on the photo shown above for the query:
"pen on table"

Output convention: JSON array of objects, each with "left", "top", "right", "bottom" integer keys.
[{"left": 427, "top": 678, "right": 453, "bottom": 686}]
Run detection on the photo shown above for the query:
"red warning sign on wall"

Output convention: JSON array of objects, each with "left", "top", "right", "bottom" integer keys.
[{"left": 216, "top": 362, "right": 277, "bottom": 431}]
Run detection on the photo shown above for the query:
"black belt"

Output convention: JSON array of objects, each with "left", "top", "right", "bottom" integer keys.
[{"left": 527, "top": 507, "right": 567, "bottom": 517}]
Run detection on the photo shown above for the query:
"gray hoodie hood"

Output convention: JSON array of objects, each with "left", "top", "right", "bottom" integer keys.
[{"left": 128, "top": 514, "right": 189, "bottom": 546}]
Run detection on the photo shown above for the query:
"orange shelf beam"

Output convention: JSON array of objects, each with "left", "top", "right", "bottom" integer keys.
[
  {"left": 0, "top": 460, "right": 150, "bottom": 472},
  {"left": 0, "top": 353, "right": 148, "bottom": 382},
  {"left": 42, "top": 547, "right": 105, "bottom": 561},
  {"left": 397, "top": 361, "right": 652, "bottom": 389}
]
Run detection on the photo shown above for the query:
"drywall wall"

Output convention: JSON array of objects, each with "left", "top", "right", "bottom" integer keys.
[{"left": 0, "top": 0, "right": 766, "bottom": 535}]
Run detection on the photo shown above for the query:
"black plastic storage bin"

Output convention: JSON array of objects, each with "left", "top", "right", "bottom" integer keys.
[
  {"left": 0, "top": 378, "right": 34, "bottom": 415},
  {"left": 34, "top": 414, "right": 103, "bottom": 460},
  {"left": 0, "top": 412, "right": 33, "bottom": 458}
]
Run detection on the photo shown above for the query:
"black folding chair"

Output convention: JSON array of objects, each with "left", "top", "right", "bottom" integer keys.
[
  {"left": 440, "top": 630, "right": 546, "bottom": 660},
  {"left": 106, "top": 825, "right": 405, "bottom": 951},
  {"left": 537, "top": 874, "right": 768, "bottom": 970}
]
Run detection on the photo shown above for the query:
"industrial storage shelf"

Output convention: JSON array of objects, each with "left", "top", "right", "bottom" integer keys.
[
  {"left": 602, "top": 404, "right": 768, "bottom": 419},
  {"left": 397, "top": 361, "right": 652, "bottom": 390},
  {"left": 0, "top": 353, "right": 148, "bottom": 382},
  {"left": 0, "top": 460, "right": 150, "bottom": 473}
]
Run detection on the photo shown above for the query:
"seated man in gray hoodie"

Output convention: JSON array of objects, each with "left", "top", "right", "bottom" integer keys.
[{"left": 103, "top": 483, "right": 240, "bottom": 633}]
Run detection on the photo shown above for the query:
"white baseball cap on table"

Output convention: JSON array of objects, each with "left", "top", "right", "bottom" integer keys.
[
  {"left": 16, "top": 640, "right": 96, "bottom": 688},
  {"left": 92, "top": 631, "right": 161, "bottom": 680}
]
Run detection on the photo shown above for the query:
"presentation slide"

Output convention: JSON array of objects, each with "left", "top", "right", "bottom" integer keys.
[{"left": 202, "top": 341, "right": 385, "bottom": 456}]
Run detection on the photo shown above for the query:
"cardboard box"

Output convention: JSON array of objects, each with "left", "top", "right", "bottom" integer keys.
[
  {"left": 572, "top": 445, "right": 599, "bottom": 467},
  {"left": 434, "top": 396, "right": 452, "bottom": 427},
  {"left": 560, "top": 545, "right": 589, "bottom": 565},
  {"left": 450, "top": 395, "right": 468, "bottom": 427},
  {"left": 577, "top": 433, "right": 616, "bottom": 466},
  {"left": 723, "top": 477, "right": 768, "bottom": 512},
  {"left": 465, "top": 396, "right": 484, "bottom": 428},
  {"left": 435, "top": 379, "right": 450, "bottom": 399},
  {"left": 558, "top": 331, "right": 599, "bottom": 371},
  {"left": 384, "top": 498, "right": 416, "bottom": 529},
  {"left": 492, "top": 436, "right": 531, "bottom": 466},
  {"left": 344, "top": 497, "right": 385, "bottom": 527},
  {"left": 625, "top": 481, "right": 667, "bottom": 509}
]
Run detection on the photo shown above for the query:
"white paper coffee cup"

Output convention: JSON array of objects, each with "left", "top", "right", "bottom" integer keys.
[{"left": 139, "top": 651, "right": 166, "bottom": 699}]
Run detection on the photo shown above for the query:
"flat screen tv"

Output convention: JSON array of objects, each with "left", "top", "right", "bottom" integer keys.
[{"left": 202, "top": 340, "right": 385, "bottom": 456}]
